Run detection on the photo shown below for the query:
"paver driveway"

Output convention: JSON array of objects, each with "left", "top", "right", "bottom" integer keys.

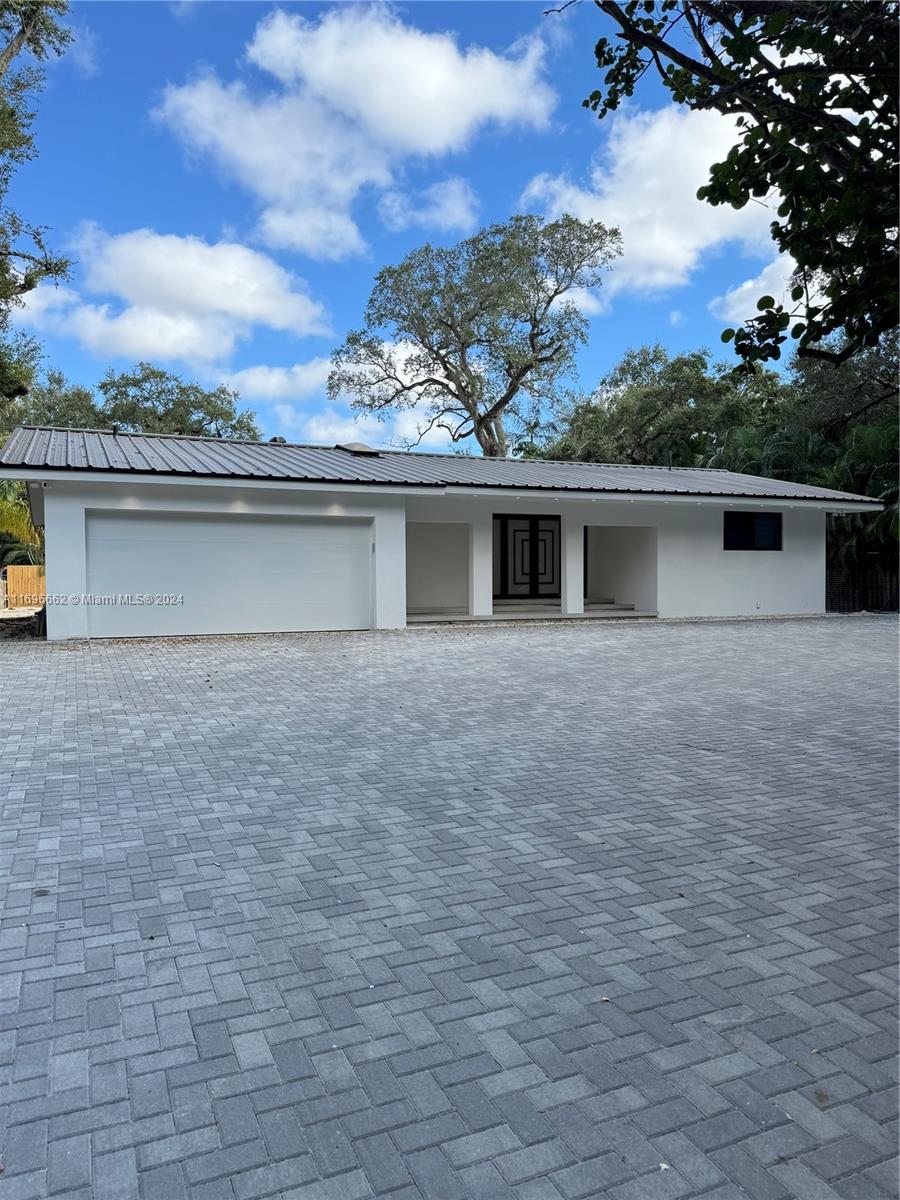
[{"left": 1, "top": 616, "right": 897, "bottom": 1200}]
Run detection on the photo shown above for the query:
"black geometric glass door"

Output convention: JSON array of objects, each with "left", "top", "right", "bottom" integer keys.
[{"left": 493, "top": 515, "right": 561, "bottom": 599}]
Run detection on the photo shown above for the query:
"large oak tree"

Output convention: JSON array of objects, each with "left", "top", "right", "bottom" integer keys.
[{"left": 328, "top": 214, "right": 621, "bottom": 457}]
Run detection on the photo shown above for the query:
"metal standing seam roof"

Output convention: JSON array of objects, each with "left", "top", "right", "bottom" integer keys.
[{"left": 0, "top": 425, "right": 882, "bottom": 505}]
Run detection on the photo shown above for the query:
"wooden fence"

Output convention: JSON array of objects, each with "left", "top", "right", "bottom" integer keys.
[{"left": 4, "top": 564, "right": 45, "bottom": 608}]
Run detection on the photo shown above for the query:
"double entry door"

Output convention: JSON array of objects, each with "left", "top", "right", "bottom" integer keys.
[{"left": 493, "top": 515, "right": 561, "bottom": 600}]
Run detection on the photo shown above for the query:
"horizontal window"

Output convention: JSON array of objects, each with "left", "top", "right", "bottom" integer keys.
[{"left": 724, "top": 511, "right": 783, "bottom": 551}]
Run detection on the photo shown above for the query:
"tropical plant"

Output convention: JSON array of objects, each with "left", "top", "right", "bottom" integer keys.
[{"left": 0, "top": 479, "right": 41, "bottom": 563}]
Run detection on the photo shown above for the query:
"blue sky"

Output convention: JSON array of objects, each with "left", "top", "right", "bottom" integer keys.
[{"left": 14, "top": 0, "right": 789, "bottom": 448}]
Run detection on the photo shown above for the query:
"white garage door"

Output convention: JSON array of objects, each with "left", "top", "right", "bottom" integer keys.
[{"left": 85, "top": 511, "right": 373, "bottom": 638}]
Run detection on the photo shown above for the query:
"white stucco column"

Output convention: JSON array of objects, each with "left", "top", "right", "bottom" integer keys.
[
  {"left": 373, "top": 505, "right": 407, "bottom": 629},
  {"left": 469, "top": 512, "right": 493, "bottom": 617},
  {"left": 561, "top": 515, "right": 585, "bottom": 615},
  {"left": 43, "top": 487, "right": 89, "bottom": 639}
]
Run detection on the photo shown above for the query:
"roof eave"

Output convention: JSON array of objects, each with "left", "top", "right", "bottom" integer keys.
[{"left": 1, "top": 464, "right": 882, "bottom": 511}]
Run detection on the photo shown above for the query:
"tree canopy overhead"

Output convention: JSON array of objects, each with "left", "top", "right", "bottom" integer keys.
[
  {"left": 328, "top": 214, "right": 622, "bottom": 457},
  {"left": 585, "top": 1, "right": 899, "bottom": 370}
]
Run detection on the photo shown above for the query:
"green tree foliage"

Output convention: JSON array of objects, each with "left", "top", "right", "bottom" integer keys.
[
  {"left": 0, "top": 326, "right": 37, "bottom": 396},
  {"left": 0, "top": 362, "right": 260, "bottom": 563},
  {"left": 96, "top": 363, "right": 260, "bottom": 439},
  {"left": 329, "top": 214, "right": 622, "bottom": 457},
  {"left": 0, "top": 362, "right": 261, "bottom": 442},
  {"left": 708, "top": 338, "right": 899, "bottom": 560},
  {"left": 779, "top": 338, "right": 899, "bottom": 432},
  {"left": 586, "top": 2, "right": 899, "bottom": 369},
  {"left": 548, "top": 344, "right": 782, "bottom": 464},
  {"left": 0, "top": 2, "right": 72, "bottom": 397},
  {"left": 2, "top": 368, "right": 97, "bottom": 436},
  {"left": 546, "top": 339, "right": 898, "bottom": 560}
]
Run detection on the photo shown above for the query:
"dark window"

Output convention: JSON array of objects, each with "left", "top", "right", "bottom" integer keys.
[{"left": 723, "top": 511, "right": 783, "bottom": 551}]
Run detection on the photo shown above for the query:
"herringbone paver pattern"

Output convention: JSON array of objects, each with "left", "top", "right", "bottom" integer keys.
[{"left": 0, "top": 616, "right": 897, "bottom": 1200}]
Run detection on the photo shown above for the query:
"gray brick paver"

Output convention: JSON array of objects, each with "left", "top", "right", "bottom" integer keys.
[{"left": 0, "top": 616, "right": 896, "bottom": 1200}]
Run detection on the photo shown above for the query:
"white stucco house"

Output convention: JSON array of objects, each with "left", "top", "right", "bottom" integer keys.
[{"left": 0, "top": 426, "right": 882, "bottom": 640}]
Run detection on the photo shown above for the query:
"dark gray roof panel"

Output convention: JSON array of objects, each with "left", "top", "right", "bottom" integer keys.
[{"left": 0, "top": 425, "right": 880, "bottom": 505}]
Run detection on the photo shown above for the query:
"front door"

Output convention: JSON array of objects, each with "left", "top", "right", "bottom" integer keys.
[{"left": 493, "top": 515, "right": 561, "bottom": 600}]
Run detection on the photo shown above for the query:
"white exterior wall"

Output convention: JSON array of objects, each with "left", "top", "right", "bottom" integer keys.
[
  {"left": 404, "top": 493, "right": 828, "bottom": 619},
  {"left": 42, "top": 481, "right": 407, "bottom": 639},
  {"left": 37, "top": 480, "right": 830, "bottom": 638},
  {"left": 406, "top": 522, "right": 469, "bottom": 611},
  {"left": 656, "top": 504, "right": 825, "bottom": 617}
]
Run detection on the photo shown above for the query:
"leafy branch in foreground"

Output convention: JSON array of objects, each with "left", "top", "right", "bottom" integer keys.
[
  {"left": 0, "top": 1, "right": 73, "bottom": 396},
  {"left": 586, "top": 1, "right": 899, "bottom": 369}
]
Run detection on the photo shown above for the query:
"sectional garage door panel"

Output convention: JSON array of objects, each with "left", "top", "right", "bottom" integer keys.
[{"left": 85, "top": 511, "right": 372, "bottom": 637}]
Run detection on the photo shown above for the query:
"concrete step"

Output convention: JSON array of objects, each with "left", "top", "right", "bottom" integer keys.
[{"left": 407, "top": 608, "right": 656, "bottom": 625}]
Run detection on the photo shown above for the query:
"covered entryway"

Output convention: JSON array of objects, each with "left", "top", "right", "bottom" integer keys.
[
  {"left": 85, "top": 511, "right": 373, "bottom": 637},
  {"left": 406, "top": 521, "right": 469, "bottom": 616},
  {"left": 585, "top": 525, "right": 658, "bottom": 614}
]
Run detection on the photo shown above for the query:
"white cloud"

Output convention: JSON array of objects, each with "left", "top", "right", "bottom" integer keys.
[
  {"left": 17, "top": 227, "right": 329, "bottom": 364},
  {"left": 156, "top": 78, "right": 387, "bottom": 261},
  {"left": 563, "top": 287, "right": 609, "bottom": 317},
  {"left": 223, "top": 358, "right": 332, "bottom": 401},
  {"left": 379, "top": 178, "right": 479, "bottom": 234},
  {"left": 293, "top": 405, "right": 454, "bottom": 450},
  {"left": 68, "top": 25, "right": 100, "bottom": 77},
  {"left": 390, "top": 408, "right": 455, "bottom": 448},
  {"left": 247, "top": 8, "right": 554, "bottom": 154},
  {"left": 156, "top": 7, "right": 555, "bottom": 259},
  {"left": 669, "top": 310, "right": 685, "bottom": 327},
  {"left": 70, "top": 305, "right": 236, "bottom": 361},
  {"left": 19, "top": 283, "right": 238, "bottom": 359},
  {"left": 258, "top": 206, "right": 368, "bottom": 261},
  {"left": 709, "top": 254, "right": 797, "bottom": 326},
  {"left": 17, "top": 284, "right": 81, "bottom": 324},
  {"left": 522, "top": 106, "right": 776, "bottom": 296},
  {"left": 297, "top": 408, "right": 386, "bottom": 445},
  {"left": 75, "top": 224, "right": 328, "bottom": 337},
  {"left": 20, "top": 286, "right": 239, "bottom": 361},
  {"left": 170, "top": 1, "right": 200, "bottom": 20}
]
